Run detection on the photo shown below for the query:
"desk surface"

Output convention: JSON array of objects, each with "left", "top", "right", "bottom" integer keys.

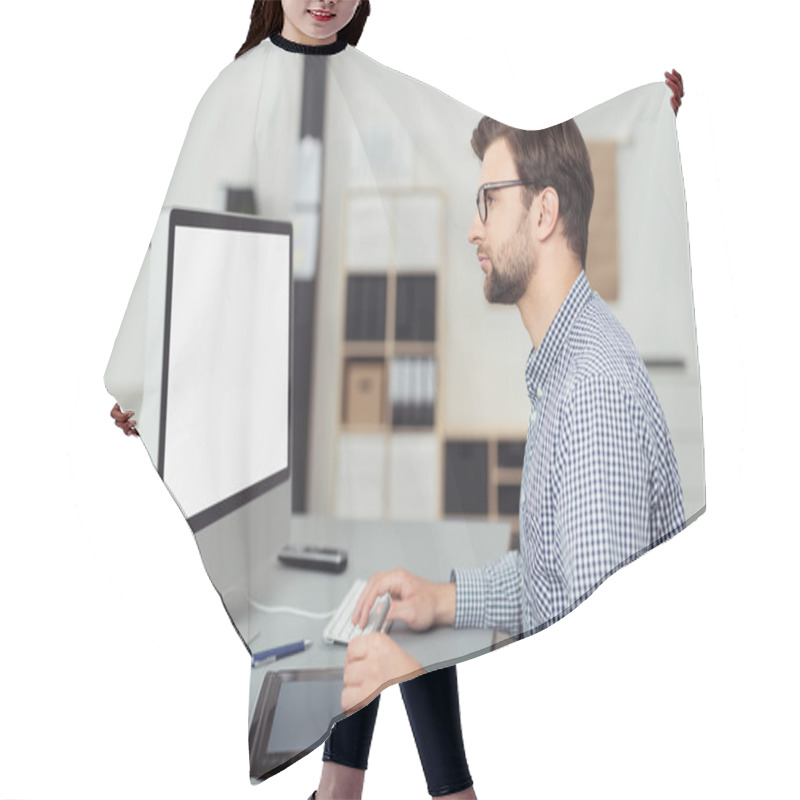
[{"left": 247, "top": 515, "right": 510, "bottom": 720}]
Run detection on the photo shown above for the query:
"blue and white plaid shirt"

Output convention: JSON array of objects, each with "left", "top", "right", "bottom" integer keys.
[{"left": 453, "top": 271, "right": 684, "bottom": 635}]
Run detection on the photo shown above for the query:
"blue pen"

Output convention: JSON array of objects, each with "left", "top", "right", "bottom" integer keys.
[{"left": 251, "top": 639, "right": 312, "bottom": 667}]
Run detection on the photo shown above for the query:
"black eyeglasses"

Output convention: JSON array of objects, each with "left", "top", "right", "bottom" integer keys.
[{"left": 476, "top": 180, "right": 536, "bottom": 223}]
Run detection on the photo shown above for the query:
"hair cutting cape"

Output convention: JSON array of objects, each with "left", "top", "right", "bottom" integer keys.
[{"left": 105, "top": 36, "right": 703, "bottom": 782}]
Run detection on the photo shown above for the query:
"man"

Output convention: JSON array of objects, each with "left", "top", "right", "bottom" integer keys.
[{"left": 341, "top": 114, "right": 685, "bottom": 712}]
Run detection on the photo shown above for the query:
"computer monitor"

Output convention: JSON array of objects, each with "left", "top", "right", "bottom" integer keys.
[{"left": 149, "top": 208, "right": 293, "bottom": 533}]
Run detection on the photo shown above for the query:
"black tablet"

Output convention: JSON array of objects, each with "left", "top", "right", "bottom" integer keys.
[{"left": 249, "top": 667, "right": 344, "bottom": 782}]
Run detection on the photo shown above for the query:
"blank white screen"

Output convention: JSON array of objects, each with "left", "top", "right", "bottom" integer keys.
[{"left": 163, "top": 225, "right": 290, "bottom": 520}]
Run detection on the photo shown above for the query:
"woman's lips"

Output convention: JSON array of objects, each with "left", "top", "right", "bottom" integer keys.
[{"left": 308, "top": 9, "right": 335, "bottom": 21}]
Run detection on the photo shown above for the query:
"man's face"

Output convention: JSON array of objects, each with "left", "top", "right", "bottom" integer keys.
[{"left": 468, "top": 138, "right": 536, "bottom": 305}]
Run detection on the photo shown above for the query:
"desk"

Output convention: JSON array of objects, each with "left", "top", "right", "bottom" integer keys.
[{"left": 247, "top": 515, "right": 510, "bottom": 778}]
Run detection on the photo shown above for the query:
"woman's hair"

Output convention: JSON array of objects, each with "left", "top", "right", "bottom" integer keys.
[{"left": 236, "top": 1, "right": 371, "bottom": 58}]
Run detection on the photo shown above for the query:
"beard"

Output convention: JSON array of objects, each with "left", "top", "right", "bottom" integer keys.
[{"left": 483, "top": 216, "right": 535, "bottom": 305}]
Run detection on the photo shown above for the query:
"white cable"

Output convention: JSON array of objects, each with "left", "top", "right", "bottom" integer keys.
[{"left": 249, "top": 600, "right": 336, "bottom": 620}]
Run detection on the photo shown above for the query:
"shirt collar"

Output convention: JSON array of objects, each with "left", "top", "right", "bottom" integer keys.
[
  {"left": 270, "top": 33, "right": 348, "bottom": 56},
  {"left": 524, "top": 271, "right": 593, "bottom": 402}
]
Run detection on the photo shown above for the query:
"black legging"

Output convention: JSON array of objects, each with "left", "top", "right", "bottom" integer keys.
[{"left": 324, "top": 665, "right": 472, "bottom": 797}]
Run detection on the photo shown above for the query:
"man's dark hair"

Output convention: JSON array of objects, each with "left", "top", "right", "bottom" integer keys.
[
  {"left": 236, "top": 1, "right": 371, "bottom": 59},
  {"left": 471, "top": 118, "right": 594, "bottom": 268}
]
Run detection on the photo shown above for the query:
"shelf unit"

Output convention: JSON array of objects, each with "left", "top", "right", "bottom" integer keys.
[
  {"left": 333, "top": 188, "right": 444, "bottom": 521},
  {"left": 443, "top": 437, "right": 525, "bottom": 550},
  {"left": 341, "top": 271, "right": 438, "bottom": 433},
  {"left": 332, "top": 188, "right": 529, "bottom": 546}
]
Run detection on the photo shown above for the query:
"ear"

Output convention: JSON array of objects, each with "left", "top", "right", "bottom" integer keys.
[{"left": 535, "top": 187, "right": 560, "bottom": 242}]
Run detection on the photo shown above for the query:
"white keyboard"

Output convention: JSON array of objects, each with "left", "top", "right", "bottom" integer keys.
[{"left": 323, "top": 578, "right": 392, "bottom": 645}]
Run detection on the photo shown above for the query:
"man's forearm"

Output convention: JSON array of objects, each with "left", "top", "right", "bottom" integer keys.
[{"left": 433, "top": 581, "right": 456, "bottom": 627}]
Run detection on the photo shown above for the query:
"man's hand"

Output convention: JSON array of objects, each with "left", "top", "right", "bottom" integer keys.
[
  {"left": 351, "top": 568, "right": 456, "bottom": 632},
  {"left": 665, "top": 69, "right": 684, "bottom": 116},
  {"left": 341, "top": 633, "right": 423, "bottom": 713},
  {"left": 110, "top": 403, "right": 138, "bottom": 436}
]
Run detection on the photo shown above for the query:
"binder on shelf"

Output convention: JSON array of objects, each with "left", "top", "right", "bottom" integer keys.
[
  {"left": 389, "top": 358, "right": 403, "bottom": 426},
  {"left": 444, "top": 440, "right": 489, "bottom": 515},
  {"left": 346, "top": 275, "right": 387, "bottom": 341},
  {"left": 343, "top": 359, "right": 385, "bottom": 426},
  {"left": 410, "top": 355, "right": 421, "bottom": 425},
  {"left": 497, "top": 440, "right": 526, "bottom": 469},
  {"left": 395, "top": 275, "right": 436, "bottom": 342},
  {"left": 424, "top": 359, "right": 436, "bottom": 427},
  {"left": 497, "top": 484, "right": 522, "bottom": 516},
  {"left": 391, "top": 357, "right": 435, "bottom": 428}
]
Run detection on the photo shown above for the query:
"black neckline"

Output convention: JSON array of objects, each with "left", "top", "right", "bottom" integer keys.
[{"left": 270, "top": 32, "right": 347, "bottom": 56}]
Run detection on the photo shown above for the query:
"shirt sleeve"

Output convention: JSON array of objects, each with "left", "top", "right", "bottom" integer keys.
[
  {"left": 451, "top": 550, "right": 523, "bottom": 634},
  {"left": 553, "top": 373, "right": 653, "bottom": 608}
]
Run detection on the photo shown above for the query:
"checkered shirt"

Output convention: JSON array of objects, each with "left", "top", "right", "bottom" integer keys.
[{"left": 452, "top": 271, "right": 684, "bottom": 635}]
